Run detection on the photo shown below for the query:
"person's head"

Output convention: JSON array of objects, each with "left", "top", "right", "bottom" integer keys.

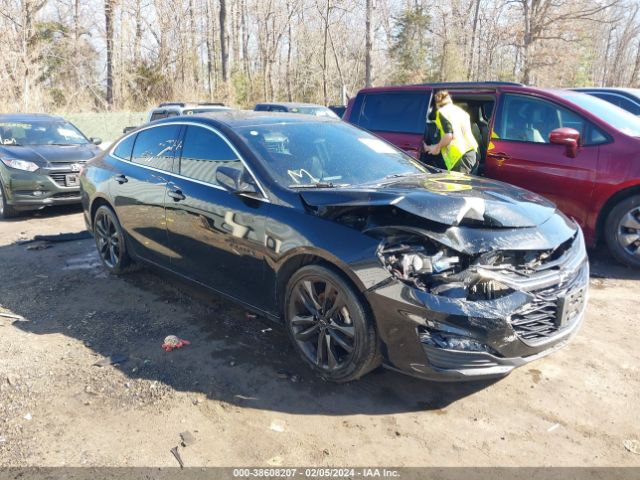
[{"left": 434, "top": 90, "right": 452, "bottom": 109}]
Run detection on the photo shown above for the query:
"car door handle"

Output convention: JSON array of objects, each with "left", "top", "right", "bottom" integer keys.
[
  {"left": 487, "top": 152, "right": 511, "bottom": 161},
  {"left": 167, "top": 189, "right": 186, "bottom": 202},
  {"left": 115, "top": 174, "right": 128, "bottom": 184}
]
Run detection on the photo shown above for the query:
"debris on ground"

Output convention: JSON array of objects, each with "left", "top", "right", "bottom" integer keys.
[
  {"left": 261, "top": 328, "right": 272, "bottom": 333},
  {"left": 276, "top": 369, "right": 290, "bottom": 379},
  {"left": 269, "top": 420, "right": 285, "bottom": 433},
  {"left": 26, "top": 241, "right": 52, "bottom": 251},
  {"left": 547, "top": 423, "right": 560, "bottom": 433},
  {"left": 624, "top": 439, "right": 640, "bottom": 455},
  {"left": 17, "top": 231, "right": 93, "bottom": 245},
  {"left": 180, "top": 431, "right": 195, "bottom": 447},
  {"left": 229, "top": 360, "right": 236, "bottom": 366},
  {"left": 0, "top": 436, "right": 6, "bottom": 443},
  {"left": 162, "top": 335, "right": 191, "bottom": 352},
  {"left": 93, "top": 354, "right": 128, "bottom": 367},
  {"left": 23, "top": 413, "right": 32, "bottom": 421},
  {"left": 245, "top": 312, "right": 257, "bottom": 320},
  {"left": 170, "top": 446, "right": 184, "bottom": 468},
  {"left": 290, "top": 374, "right": 301, "bottom": 383},
  {"left": 0, "top": 312, "right": 26, "bottom": 322}
]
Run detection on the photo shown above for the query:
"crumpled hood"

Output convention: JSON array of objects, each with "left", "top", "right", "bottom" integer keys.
[
  {"left": 300, "top": 173, "right": 558, "bottom": 228},
  {"left": 0, "top": 144, "right": 101, "bottom": 166}
]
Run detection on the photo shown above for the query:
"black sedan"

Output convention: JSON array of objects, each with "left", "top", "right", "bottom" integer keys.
[
  {"left": 80, "top": 112, "right": 589, "bottom": 382},
  {"left": 0, "top": 114, "right": 103, "bottom": 218}
]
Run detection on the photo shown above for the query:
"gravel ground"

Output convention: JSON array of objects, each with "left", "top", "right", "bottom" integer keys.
[{"left": 0, "top": 205, "right": 639, "bottom": 467}]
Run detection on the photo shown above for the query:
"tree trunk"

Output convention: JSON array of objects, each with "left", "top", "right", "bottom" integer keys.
[
  {"left": 467, "top": 0, "right": 481, "bottom": 80},
  {"left": 134, "top": 0, "right": 142, "bottom": 64},
  {"left": 365, "top": 0, "right": 373, "bottom": 87},
  {"left": 322, "top": 0, "right": 329, "bottom": 104},
  {"left": 219, "top": 0, "right": 229, "bottom": 83},
  {"left": 105, "top": 0, "right": 115, "bottom": 108},
  {"left": 286, "top": 2, "right": 293, "bottom": 101}
]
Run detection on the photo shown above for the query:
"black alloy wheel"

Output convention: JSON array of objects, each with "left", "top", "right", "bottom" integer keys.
[
  {"left": 285, "top": 265, "right": 380, "bottom": 382},
  {"left": 93, "top": 205, "right": 136, "bottom": 274},
  {"left": 605, "top": 194, "right": 640, "bottom": 268}
]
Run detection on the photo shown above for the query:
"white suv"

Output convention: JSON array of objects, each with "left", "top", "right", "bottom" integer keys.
[{"left": 146, "top": 102, "right": 232, "bottom": 122}]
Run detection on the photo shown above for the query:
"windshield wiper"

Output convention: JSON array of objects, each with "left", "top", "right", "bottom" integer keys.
[
  {"left": 44, "top": 143, "right": 86, "bottom": 146},
  {"left": 382, "top": 172, "right": 428, "bottom": 179},
  {"left": 288, "top": 182, "right": 347, "bottom": 189}
]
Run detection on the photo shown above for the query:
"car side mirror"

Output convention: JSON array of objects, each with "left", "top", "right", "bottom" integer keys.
[
  {"left": 122, "top": 127, "right": 137, "bottom": 134},
  {"left": 91, "top": 137, "right": 103, "bottom": 145},
  {"left": 215, "top": 166, "right": 259, "bottom": 195},
  {"left": 549, "top": 128, "right": 579, "bottom": 158}
]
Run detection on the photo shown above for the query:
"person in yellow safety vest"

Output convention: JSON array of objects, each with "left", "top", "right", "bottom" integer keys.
[{"left": 423, "top": 90, "right": 479, "bottom": 174}]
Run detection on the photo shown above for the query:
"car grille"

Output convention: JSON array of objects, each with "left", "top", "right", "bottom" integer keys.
[
  {"left": 53, "top": 192, "right": 80, "bottom": 199},
  {"left": 49, "top": 173, "right": 68, "bottom": 186},
  {"left": 510, "top": 266, "right": 587, "bottom": 344}
]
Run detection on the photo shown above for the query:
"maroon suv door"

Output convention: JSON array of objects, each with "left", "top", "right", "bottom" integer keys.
[
  {"left": 486, "top": 93, "right": 605, "bottom": 227},
  {"left": 347, "top": 88, "right": 431, "bottom": 158}
]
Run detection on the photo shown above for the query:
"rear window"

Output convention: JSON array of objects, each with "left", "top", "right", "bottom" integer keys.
[
  {"left": 354, "top": 92, "right": 429, "bottom": 134},
  {"left": 590, "top": 92, "right": 640, "bottom": 115}
]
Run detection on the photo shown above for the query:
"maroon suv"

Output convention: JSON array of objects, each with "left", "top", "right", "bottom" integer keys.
[{"left": 344, "top": 82, "right": 640, "bottom": 267}]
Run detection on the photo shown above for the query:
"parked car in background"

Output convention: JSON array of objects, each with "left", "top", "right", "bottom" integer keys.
[
  {"left": 254, "top": 102, "right": 339, "bottom": 118},
  {"left": 81, "top": 111, "right": 588, "bottom": 382},
  {"left": 0, "top": 113, "right": 102, "bottom": 218},
  {"left": 146, "top": 102, "right": 231, "bottom": 122},
  {"left": 328, "top": 105, "right": 347, "bottom": 118},
  {"left": 123, "top": 102, "right": 232, "bottom": 134},
  {"left": 344, "top": 82, "right": 640, "bottom": 267},
  {"left": 572, "top": 88, "right": 640, "bottom": 116}
]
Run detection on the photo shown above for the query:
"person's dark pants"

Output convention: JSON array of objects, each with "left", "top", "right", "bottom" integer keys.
[{"left": 451, "top": 150, "right": 479, "bottom": 174}]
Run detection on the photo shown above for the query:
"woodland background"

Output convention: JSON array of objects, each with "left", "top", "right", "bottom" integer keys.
[{"left": 1, "top": 0, "right": 639, "bottom": 113}]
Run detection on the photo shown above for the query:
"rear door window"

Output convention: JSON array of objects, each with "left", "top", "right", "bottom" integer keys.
[
  {"left": 495, "top": 94, "right": 607, "bottom": 146},
  {"left": 131, "top": 125, "right": 181, "bottom": 171},
  {"left": 354, "top": 92, "right": 429, "bottom": 134},
  {"left": 179, "top": 126, "right": 243, "bottom": 186}
]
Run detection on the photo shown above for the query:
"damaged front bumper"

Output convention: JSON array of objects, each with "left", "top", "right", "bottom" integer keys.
[{"left": 365, "top": 229, "right": 589, "bottom": 381}]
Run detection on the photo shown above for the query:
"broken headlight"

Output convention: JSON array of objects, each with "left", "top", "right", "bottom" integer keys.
[
  {"left": 378, "top": 237, "right": 514, "bottom": 300},
  {"left": 378, "top": 239, "right": 464, "bottom": 293}
]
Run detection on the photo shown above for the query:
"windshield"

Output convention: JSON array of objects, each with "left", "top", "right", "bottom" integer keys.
[
  {"left": 562, "top": 92, "right": 640, "bottom": 137},
  {"left": 0, "top": 121, "right": 89, "bottom": 146},
  {"left": 291, "top": 107, "right": 339, "bottom": 118},
  {"left": 236, "top": 121, "right": 428, "bottom": 188}
]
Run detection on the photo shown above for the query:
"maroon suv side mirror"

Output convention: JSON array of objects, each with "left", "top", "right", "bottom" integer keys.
[{"left": 549, "top": 127, "right": 580, "bottom": 158}]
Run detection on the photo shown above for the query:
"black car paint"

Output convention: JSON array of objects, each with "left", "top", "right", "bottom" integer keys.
[{"left": 81, "top": 112, "right": 588, "bottom": 381}]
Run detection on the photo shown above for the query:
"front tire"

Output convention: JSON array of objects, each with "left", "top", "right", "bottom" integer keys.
[
  {"left": 93, "top": 205, "right": 137, "bottom": 274},
  {"left": 0, "top": 179, "right": 19, "bottom": 219},
  {"left": 604, "top": 194, "right": 640, "bottom": 268},
  {"left": 284, "top": 265, "right": 380, "bottom": 382}
]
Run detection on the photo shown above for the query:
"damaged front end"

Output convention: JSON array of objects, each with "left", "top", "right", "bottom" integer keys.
[{"left": 367, "top": 222, "right": 588, "bottom": 380}]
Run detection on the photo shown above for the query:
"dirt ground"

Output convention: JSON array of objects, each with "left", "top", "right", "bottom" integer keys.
[{"left": 0, "top": 205, "right": 639, "bottom": 468}]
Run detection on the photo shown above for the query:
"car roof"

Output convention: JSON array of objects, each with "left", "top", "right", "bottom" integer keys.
[
  {"left": 0, "top": 113, "right": 66, "bottom": 122},
  {"left": 255, "top": 102, "right": 328, "bottom": 108},
  {"left": 571, "top": 87, "right": 640, "bottom": 98},
  {"left": 154, "top": 110, "right": 341, "bottom": 128}
]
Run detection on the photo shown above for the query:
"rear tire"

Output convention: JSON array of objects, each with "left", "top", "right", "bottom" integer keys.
[
  {"left": 0, "top": 180, "right": 19, "bottom": 219},
  {"left": 284, "top": 265, "right": 381, "bottom": 382},
  {"left": 93, "top": 205, "right": 138, "bottom": 274},
  {"left": 604, "top": 194, "right": 640, "bottom": 268}
]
